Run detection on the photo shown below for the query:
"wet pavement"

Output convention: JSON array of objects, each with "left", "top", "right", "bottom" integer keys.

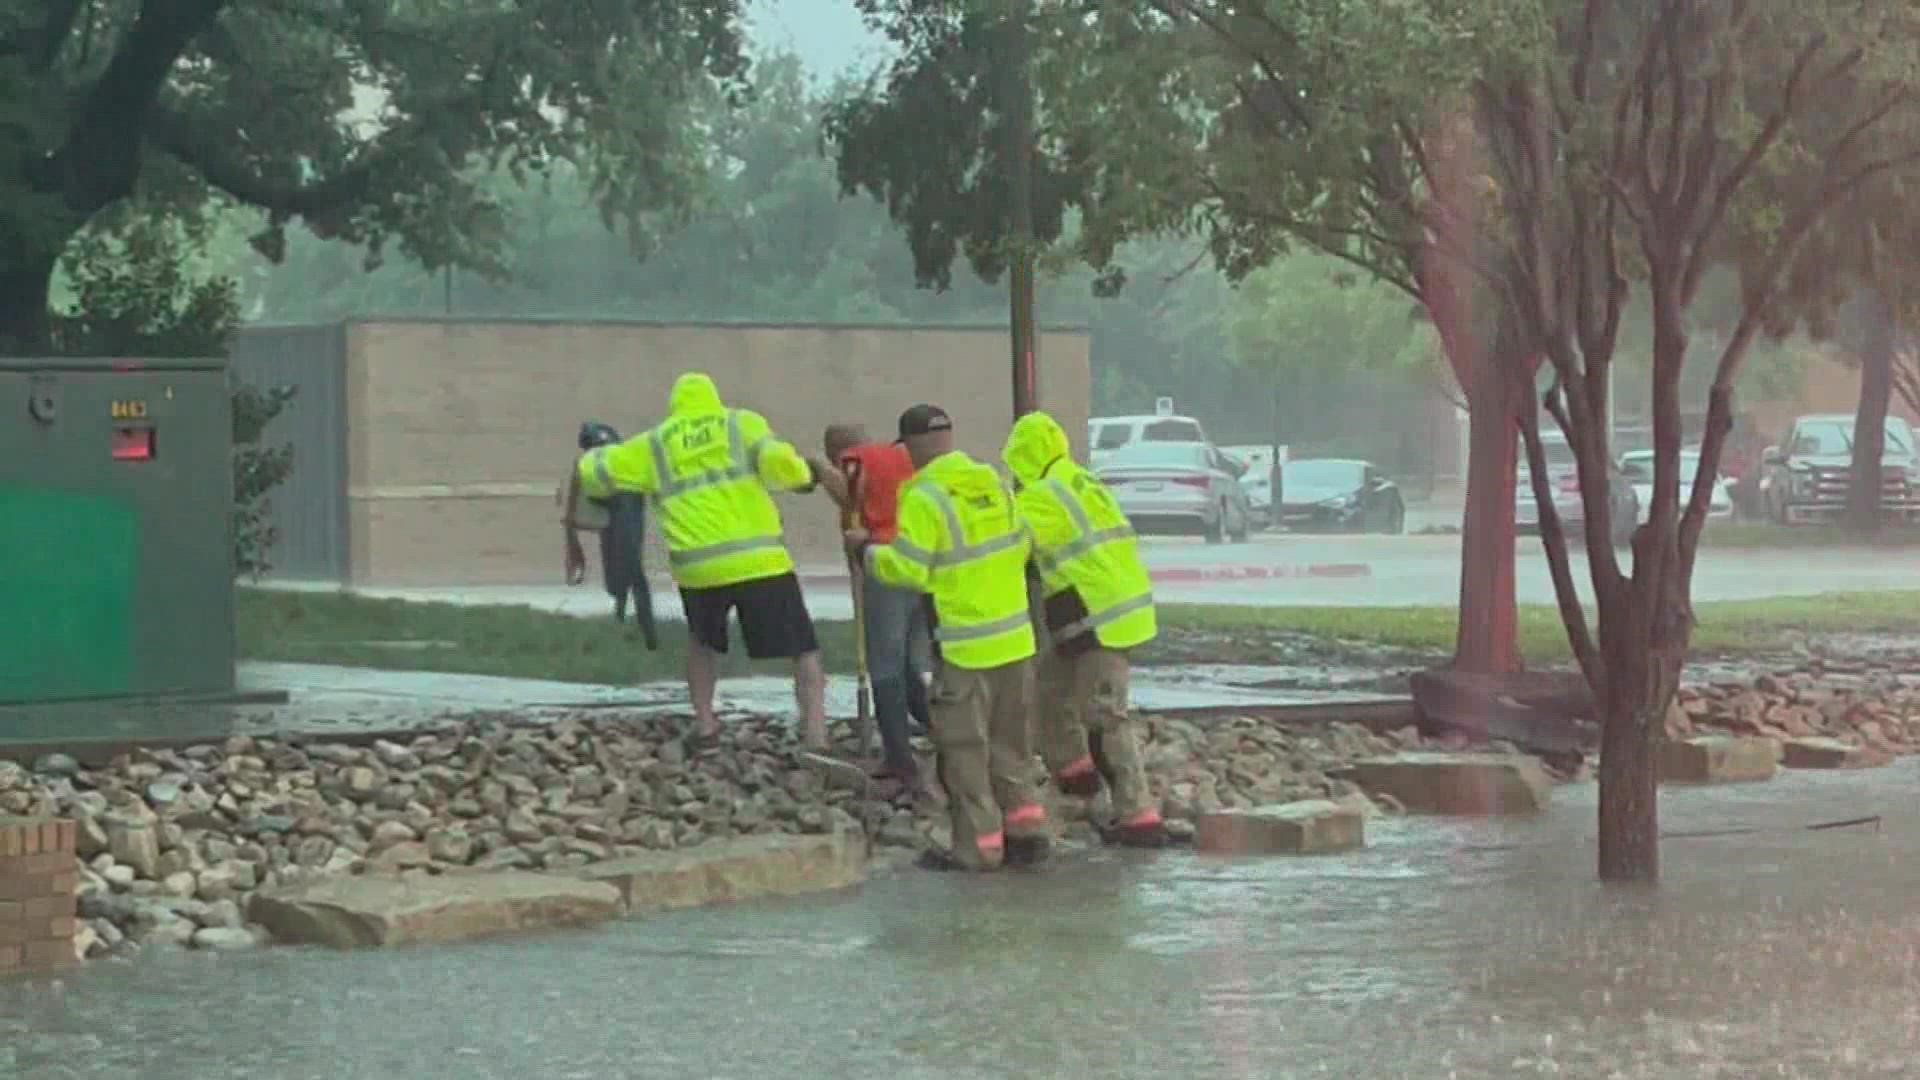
[
  {"left": 228, "top": 662, "right": 1403, "bottom": 739},
  {"left": 269, "top": 530, "right": 1920, "bottom": 618},
  {"left": 6, "top": 761, "right": 1917, "bottom": 1078}
]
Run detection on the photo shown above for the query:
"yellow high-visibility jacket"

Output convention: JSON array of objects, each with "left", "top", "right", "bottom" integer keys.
[
  {"left": 577, "top": 372, "right": 813, "bottom": 589},
  {"left": 865, "top": 450, "right": 1035, "bottom": 669},
  {"left": 1003, "top": 411, "right": 1156, "bottom": 651}
]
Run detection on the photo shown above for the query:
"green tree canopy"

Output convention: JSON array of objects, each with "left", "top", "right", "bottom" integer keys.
[{"left": 0, "top": 0, "right": 748, "bottom": 350}]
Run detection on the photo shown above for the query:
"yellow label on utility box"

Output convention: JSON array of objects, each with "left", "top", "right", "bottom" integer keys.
[{"left": 110, "top": 400, "right": 148, "bottom": 420}]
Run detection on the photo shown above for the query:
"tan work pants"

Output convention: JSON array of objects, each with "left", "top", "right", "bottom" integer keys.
[
  {"left": 930, "top": 657, "right": 1044, "bottom": 869},
  {"left": 1037, "top": 646, "right": 1154, "bottom": 819}
]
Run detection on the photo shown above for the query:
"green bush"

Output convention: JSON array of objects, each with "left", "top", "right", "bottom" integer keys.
[
  {"left": 231, "top": 381, "right": 298, "bottom": 577},
  {"left": 51, "top": 209, "right": 298, "bottom": 576}
]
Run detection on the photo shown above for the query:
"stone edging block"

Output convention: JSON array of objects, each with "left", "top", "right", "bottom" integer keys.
[
  {"left": 1195, "top": 800, "right": 1365, "bottom": 855},
  {"left": 1658, "top": 736, "right": 1778, "bottom": 784},
  {"left": 573, "top": 829, "right": 868, "bottom": 914}
]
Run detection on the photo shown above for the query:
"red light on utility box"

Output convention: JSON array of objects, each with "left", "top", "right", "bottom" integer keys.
[{"left": 112, "top": 427, "right": 155, "bottom": 461}]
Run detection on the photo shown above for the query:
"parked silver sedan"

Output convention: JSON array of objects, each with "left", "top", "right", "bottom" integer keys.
[
  {"left": 1096, "top": 441, "right": 1254, "bottom": 543},
  {"left": 1620, "top": 449, "right": 1733, "bottom": 524}
]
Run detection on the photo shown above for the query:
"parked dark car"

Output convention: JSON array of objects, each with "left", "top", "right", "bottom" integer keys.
[{"left": 1275, "top": 459, "right": 1405, "bottom": 533}]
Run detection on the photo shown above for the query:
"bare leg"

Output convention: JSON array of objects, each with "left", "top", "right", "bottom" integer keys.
[
  {"left": 794, "top": 649, "right": 828, "bottom": 749},
  {"left": 687, "top": 641, "right": 720, "bottom": 737}
]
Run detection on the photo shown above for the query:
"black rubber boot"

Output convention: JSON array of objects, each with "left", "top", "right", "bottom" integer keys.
[
  {"left": 1099, "top": 817, "right": 1170, "bottom": 849},
  {"left": 1004, "top": 833, "right": 1052, "bottom": 868}
]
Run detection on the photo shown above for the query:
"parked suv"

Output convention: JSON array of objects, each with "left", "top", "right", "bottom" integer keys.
[
  {"left": 1088, "top": 414, "right": 1209, "bottom": 469},
  {"left": 1760, "top": 414, "right": 1920, "bottom": 525}
]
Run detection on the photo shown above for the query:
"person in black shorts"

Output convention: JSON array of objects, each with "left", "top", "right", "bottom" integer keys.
[
  {"left": 679, "top": 572, "right": 819, "bottom": 665},
  {"left": 565, "top": 373, "right": 828, "bottom": 747}
]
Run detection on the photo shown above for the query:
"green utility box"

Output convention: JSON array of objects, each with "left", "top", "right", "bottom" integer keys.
[{"left": 0, "top": 357, "right": 235, "bottom": 705}]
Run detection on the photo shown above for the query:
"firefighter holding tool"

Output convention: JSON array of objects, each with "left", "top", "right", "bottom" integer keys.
[
  {"left": 846, "top": 404, "right": 1051, "bottom": 871},
  {"left": 565, "top": 373, "right": 830, "bottom": 750},
  {"left": 811, "top": 423, "right": 932, "bottom": 791},
  {"left": 1003, "top": 409, "right": 1168, "bottom": 848}
]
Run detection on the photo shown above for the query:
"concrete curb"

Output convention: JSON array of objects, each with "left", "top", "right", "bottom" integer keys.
[{"left": 575, "top": 830, "right": 867, "bottom": 915}]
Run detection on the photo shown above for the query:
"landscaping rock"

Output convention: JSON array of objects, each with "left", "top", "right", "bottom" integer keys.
[
  {"left": 1781, "top": 736, "right": 1892, "bottom": 770},
  {"left": 105, "top": 816, "right": 160, "bottom": 879},
  {"left": 1659, "top": 736, "right": 1779, "bottom": 784},
  {"left": 1, "top": 696, "right": 1516, "bottom": 965},
  {"left": 191, "top": 926, "right": 268, "bottom": 952},
  {"left": 1194, "top": 800, "right": 1365, "bottom": 855},
  {"left": 248, "top": 871, "right": 621, "bottom": 949},
  {"left": 1334, "top": 753, "right": 1552, "bottom": 815},
  {"left": 576, "top": 830, "right": 867, "bottom": 914}
]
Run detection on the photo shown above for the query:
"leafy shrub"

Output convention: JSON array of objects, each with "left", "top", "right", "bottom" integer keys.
[{"left": 51, "top": 209, "right": 297, "bottom": 577}]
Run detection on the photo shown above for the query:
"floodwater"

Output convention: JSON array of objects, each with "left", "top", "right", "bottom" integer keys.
[{"left": 7, "top": 764, "right": 1919, "bottom": 1079}]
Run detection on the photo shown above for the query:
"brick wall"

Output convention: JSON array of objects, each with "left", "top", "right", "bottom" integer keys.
[
  {"left": 335, "top": 319, "right": 1094, "bottom": 586},
  {"left": 0, "top": 817, "right": 78, "bottom": 977},
  {"left": 1745, "top": 350, "right": 1920, "bottom": 445}
]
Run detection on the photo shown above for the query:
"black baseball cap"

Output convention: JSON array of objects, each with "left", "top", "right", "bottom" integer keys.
[
  {"left": 896, "top": 403, "right": 953, "bottom": 441},
  {"left": 578, "top": 421, "right": 622, "bottom": 450}
]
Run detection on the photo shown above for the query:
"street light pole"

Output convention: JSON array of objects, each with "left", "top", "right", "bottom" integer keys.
[{"left": 1002, "top": 0, "right": 1038, "bottom": 420}]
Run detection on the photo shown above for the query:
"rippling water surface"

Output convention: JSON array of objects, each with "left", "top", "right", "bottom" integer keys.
[{"left": 7, "top": 763, "right": 1920, "bottom": 1079}]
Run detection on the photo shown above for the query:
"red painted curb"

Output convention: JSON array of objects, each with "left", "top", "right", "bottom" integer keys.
[{"left": 1147, "top": 563, "right": 1372, "bottom": 583}]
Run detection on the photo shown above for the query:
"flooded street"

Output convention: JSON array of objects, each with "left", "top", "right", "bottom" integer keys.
[{"left": 8, "top": 763, "right": 1918, "bottom": 1079}]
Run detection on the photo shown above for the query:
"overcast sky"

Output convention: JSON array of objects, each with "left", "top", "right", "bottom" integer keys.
[{"left": 747, "top": 0, "right": 891, "bottom": 80}]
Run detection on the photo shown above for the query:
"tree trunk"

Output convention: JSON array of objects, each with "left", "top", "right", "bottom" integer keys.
[
  {"left": 1595, "top": 679, "right": 1660, "bottom": 883},
  {"left": 0, "top": 255, "right": 58, "bottom": 355},
  {"left": 1452, "top": 366, "right": 1523, "bottom": 673},
  {"left": 1847, "top": 289, "right": 1894, "bottom": 536}
]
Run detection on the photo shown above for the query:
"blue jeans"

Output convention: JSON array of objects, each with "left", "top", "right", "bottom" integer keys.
[{"left": 863, "top": 576, "right": 931, "bottom": 774}]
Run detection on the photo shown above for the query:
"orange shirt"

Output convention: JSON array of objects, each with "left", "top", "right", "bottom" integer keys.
[{"left": 839, "top": 442, "right": 915, "bottom": 543}]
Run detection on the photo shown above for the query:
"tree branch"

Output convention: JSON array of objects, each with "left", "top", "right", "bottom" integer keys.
[
  {"left": 1683, "top": 35, "right": 1841, "bottom": 296},
  {"left": 148, "top": 104, "right": 391, "bottom": 221},
  {"left": 1570, "top": 0, "right": 1605, "bottom": 105},
  {"left": 1159, "top": 243, "right": 1211, "bottom": 286},
  {"left": 34, "top": 0, "right": 87, "bottom": 70},
  {"left": 1520, "top": 399, "right": 1607, "bottom": 690},
  {"left": 1628, "top": 5, "right": 1666, "bottom": 204},
  {"left": 55, "top": 0, "right": 231, "bottom": 208},
  {"left": 1656, "top": 0, "right": 1689, "bottom": 202},
  {"left": 1197, "top": 173, "right": 1420, "bottom": 296}
]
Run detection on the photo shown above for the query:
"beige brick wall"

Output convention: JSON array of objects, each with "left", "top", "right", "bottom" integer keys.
[
  {"left": 342, "top": 320, "right": 1092, "bottom": 586},
  {"left": 1746, "top": 350, "right": 1920, "bottom": 443}
]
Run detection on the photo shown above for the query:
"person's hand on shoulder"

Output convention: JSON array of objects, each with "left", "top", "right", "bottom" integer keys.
[{"left": 812, "top": 457, "right": 853, "bottom": 506}]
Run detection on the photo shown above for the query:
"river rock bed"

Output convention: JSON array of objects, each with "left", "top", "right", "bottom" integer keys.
[
  {"left": 1669, "top": 664, "right": 1920, "bottom": 751},
  {"left": 0, "top": 709, "right": 1445, "bottom": 965}
]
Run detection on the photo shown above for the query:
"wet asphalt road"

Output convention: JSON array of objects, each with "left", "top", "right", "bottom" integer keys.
[
  {"left": 8, "top": 762, "right": 1919, "bottom": 1079},
  {"left": 293, "top": 527, "right": 1920, "bottom": 621}
]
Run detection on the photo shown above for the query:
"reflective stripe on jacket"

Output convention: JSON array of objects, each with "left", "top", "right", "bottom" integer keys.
[
  {"left": 577, "top": 372, "right": 812, "bottom": 589},
  {"left": 865, "top": 450, "right": 1036, "bottom": 670},
  {"left": 1003, "top": 411, "right": 1156, "bottom": 651}
]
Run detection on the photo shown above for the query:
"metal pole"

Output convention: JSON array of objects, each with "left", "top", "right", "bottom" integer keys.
[
  {"left": 443, "top": 265, "right": 453, "bottom": 315},
  {"left": 1003, "top": 0, "right": 1038, "bottom": 419}
]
